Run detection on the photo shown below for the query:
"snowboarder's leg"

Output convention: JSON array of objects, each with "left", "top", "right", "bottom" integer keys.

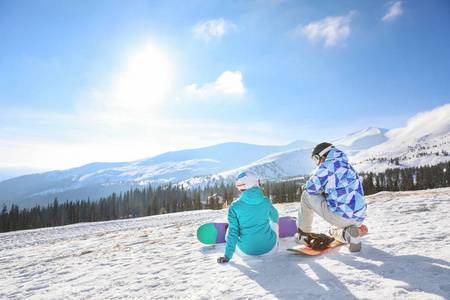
[
  {"left": 298, "top": 191, "right": 363, "bottom": 251},
  {"left": 295, "top": 192, "right": 334, "bottom": 248},
  {"left": 297, "top": 191, "right": 346, "bottom": 231},
  {"left": 296, "top": 191, "right": 323, "bottom": 233},
  {"left": 302, "top": 192, "right": 362, "bottom": 230}
]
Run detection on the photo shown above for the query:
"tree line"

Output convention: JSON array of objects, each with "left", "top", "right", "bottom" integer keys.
[
  {"left": 0, "top": 178, "right": 306, "bottom": 233},
  {"left": 361, "top": 161, "right": 450, "bottom": 195},
  {"left": 2, "top": 160, "right": 449, "bottom": 233}
]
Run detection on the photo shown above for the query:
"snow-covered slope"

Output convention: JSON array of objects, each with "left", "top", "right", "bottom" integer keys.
[
  {"left": 225, "top": 148, "right": 316, "bottom": 179},
  {"left": 1, "top": 188, "right": 449, "bottom": 299},
  {"left": 333, "top": 127, "right": 389, "bottom": 152},
  {"left": 178, "top": 148, "right": 316, "bottom": 189},
  {"left": 349, "top": 104, "right": 450, "bottom": 173}
]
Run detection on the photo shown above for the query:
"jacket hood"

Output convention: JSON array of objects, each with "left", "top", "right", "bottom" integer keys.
[
  {"left": 325, "top": 148, "right": 348, "bottom": 163},
  {"left": 239, "top": 186, "right": 265, "bottom": 205}
]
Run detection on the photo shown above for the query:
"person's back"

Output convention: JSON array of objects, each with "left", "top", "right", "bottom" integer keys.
[
  {"left": 217, "top": 171, "right": 279, "bottom": 263},
  {"left": 306, "top": 147, "right": 366, "bottom": 222},
  {"left": 226, "top": 187, "right": 278, "bottom": 257}
]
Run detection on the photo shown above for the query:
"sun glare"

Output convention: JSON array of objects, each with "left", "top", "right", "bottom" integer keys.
[{"left": 115, "top": 42, "right": 172, "bottom": 112}]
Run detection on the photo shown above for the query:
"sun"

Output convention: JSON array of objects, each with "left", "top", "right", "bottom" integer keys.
[{"left": 114, "top": 42, "right": 173, "bottom": 112}]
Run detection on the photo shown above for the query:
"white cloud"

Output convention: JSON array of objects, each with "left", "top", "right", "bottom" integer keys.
[
  {"left": 193, "top": 18, "right": 237, "bottom": 41},
  {"left": 296, "top": 11, "right": 357, "bottom": 47},
  {"left": 386, "top": 104, "right": 450, "bottom": 140},
  {"left": 382, "top": 2, "right": 403, "bottom": 22},
  {"left": 184, "top": 71, "right": 246, "bottom": 98}
]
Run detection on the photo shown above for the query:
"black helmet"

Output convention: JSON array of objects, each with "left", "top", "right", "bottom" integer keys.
[{"left": 311, "top": 142, "right": 334, "bottom": 164}]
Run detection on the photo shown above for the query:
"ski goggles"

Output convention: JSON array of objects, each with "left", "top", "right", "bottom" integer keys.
[
  {"left": 312, "top": 154, "right": 321, "bottom": 165},
  {"left": 311, "top": 145, "right": 334, "bottom": 165}
]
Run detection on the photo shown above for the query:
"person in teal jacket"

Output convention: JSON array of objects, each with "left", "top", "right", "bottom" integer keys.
[{"left": 217, "top": 170, "right": 279, "bottom": 263}]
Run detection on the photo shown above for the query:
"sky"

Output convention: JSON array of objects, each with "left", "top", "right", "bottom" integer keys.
[{"left": 0, "top": 0, "right": 449, "bottom": 177}]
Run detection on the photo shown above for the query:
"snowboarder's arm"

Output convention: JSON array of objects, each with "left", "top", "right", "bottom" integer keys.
[
  {"left": 269, "top": 203, "right": 279, "bottom": 223},
  {"left": 223, "top": 207, "right": 239, "bottom": 260}
]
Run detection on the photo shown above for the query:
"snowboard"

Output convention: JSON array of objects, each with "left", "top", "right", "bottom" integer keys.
[
  {"left": 197, "top": 216, "right": 298, "bottom": 245},
  {"left": 287, "top": 224, "right": 368, "bottom": 256}
]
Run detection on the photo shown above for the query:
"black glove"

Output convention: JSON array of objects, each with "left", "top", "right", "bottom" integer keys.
[{"left": 217, "top": 256, "right": 230, "bottom": 263}]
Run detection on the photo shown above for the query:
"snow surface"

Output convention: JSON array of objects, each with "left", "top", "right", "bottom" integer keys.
[{"left": 1, "top": 188, "right": 450, "bottom": 299}]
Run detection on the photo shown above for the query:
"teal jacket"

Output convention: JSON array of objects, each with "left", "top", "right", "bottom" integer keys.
[{"left": 224, "top": 187, "right": 279, "bottom": 259}]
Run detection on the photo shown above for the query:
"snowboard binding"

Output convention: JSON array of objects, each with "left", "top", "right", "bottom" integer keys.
[{"left": 296, "top": 228, "right": 335, "bottom": 250}]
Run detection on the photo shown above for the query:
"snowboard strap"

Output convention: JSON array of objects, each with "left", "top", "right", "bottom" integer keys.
[{"left": 306, "top": 233, "right": 335, "bottom": 250}]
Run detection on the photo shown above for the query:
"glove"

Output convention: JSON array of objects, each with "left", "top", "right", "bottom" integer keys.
[{"left": 217, "top": 256, "right": 230, "bottom": 263}]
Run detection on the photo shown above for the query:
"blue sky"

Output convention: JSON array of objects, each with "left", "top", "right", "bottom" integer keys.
[{"left": 0, "top": 0, "right": 449, "bottom": 175}]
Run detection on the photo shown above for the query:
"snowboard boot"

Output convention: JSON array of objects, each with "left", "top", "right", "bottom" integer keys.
[
  {"left": 329, "top": 226, "right": 362, "bottom": 252},
  {"left": 343, "top": 226, "right": 361, "bottom": 252},
  {"left": 295, "top": 228, "right": 334, "bottom": 249},
  {"left": 294, "top": 228, "right": 310, "bottom": 244}
]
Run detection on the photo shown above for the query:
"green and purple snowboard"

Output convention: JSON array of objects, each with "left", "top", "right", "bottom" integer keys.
[{"left": 197, "top": 216, "right": 297, "bottom": 245}]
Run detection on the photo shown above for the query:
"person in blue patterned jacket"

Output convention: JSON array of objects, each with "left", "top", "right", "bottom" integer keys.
[{"left": 295, "top": 142, "right": 367, "bottom": 252}]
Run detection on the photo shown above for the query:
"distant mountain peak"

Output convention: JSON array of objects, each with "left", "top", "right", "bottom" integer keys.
[{"left": 333, "top": 127, "right": 389, "bottom": 150}]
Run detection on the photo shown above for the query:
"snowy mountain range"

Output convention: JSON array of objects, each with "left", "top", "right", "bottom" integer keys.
[{"left": 1, "top": 104, "right": 449, "bottom": 208}]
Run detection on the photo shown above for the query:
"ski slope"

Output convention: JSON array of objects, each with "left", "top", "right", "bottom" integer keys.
[{"left": 1, "top": 188, "right": 450, "bottom": 299}]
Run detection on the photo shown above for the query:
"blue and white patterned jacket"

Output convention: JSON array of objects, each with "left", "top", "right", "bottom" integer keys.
[{"left": 305, "top": 148, "right": 367, "bottom": 222}]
